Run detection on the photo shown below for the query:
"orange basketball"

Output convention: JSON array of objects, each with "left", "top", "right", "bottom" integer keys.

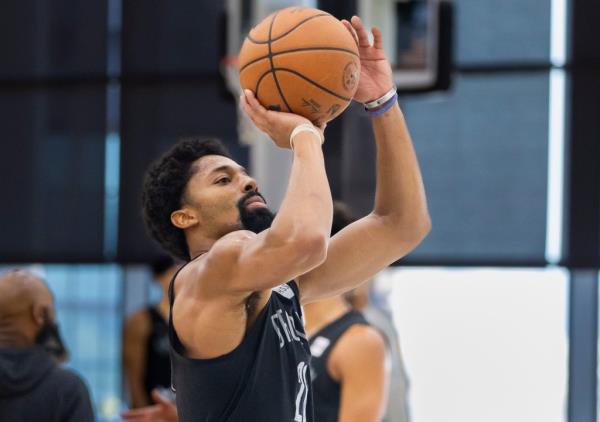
[{"left": 238, "top": 7, "right": 360, "bottom": 126}]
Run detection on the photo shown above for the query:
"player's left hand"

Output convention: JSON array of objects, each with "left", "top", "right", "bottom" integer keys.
[{"left": 341, "top": 16, "right": 394, "bottom": 104}]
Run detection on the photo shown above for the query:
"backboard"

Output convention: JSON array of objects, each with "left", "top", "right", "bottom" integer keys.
[
  {"left": 224, "top": 0, "right": 450, "bottom": 92},
  {"left": 359, "top": 0, "right": 441, "bottom": 90}
]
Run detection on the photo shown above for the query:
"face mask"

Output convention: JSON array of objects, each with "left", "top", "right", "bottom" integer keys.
[{"left": 35, "top": 311, "right": 69, "bottom": 362}]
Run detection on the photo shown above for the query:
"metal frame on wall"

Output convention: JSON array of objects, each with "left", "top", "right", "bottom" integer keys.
[{"left": 564, "top": 0, "right": 600, "bottom": 419}]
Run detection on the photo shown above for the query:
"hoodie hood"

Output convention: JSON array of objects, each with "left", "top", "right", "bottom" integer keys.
[{"left": 0, "top": 346, "right": 55, "bottom": 397}]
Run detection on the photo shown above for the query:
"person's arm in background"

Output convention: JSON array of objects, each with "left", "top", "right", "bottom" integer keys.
[
  {"left": 123, "top": 310, "right": 152, "bottom": 407},
  {"left": 332, "top": 325, "right": 389, "bottom": 422}
]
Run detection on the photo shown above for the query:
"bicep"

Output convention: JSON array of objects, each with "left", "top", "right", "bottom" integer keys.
[
  {"left": 336, "top": 327, "right": 389, "bottom": 422},
  {"left": 299, "top": 214, "right": 414, "bottom": 303},
  {"left": 202, "top": 229, "right": 326, "bottom": 294}
]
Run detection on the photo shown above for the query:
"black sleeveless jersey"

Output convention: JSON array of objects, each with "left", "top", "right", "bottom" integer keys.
[
  {"left": 308, "top": 311, "right": 369, "bottom": 422},
  {"left": 143, "top": 306, "right": 171, "bottom": 400},
  {"left": 169, "top": 276, "right": 314, "bottom": 422}
]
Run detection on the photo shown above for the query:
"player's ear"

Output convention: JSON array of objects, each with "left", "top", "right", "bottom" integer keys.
[
  {"left": 171, "top": 207, "right": 199, "bottom": 229},
  {"left": 31, "top": 303, "right": 48, "bottom": 328}
]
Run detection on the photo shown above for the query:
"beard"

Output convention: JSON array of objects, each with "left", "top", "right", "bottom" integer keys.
[
  {"left": 237, "top": 191, "right": 275, "bottom": 234},
  {"left": 35, "top": 312, "right": 69, "bottom": 363}
]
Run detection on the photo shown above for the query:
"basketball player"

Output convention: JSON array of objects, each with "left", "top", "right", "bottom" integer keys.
[
  {"left": 345, "top": 282, "right": 412, "bottom": 422},
  {"left": 123, "top": 256, "right": 180, "bottom": 408},
  {"left": 120, "top": 206, "right": 407, "bottom": 422},
  {"left": 141, "top": 15, "right": 430, "bottom": 422}
]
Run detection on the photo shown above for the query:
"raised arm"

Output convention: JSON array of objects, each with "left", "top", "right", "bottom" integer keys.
[
  {"left": 192, "top": 91, "right": 333, "bottom": 294},
  {"left": 298, "top": 16, "right": 431, "bottom": 303}
]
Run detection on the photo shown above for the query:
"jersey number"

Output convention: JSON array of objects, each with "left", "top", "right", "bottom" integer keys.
[{"left": 294, "top": 361, "right": 309, "bottom": 422}]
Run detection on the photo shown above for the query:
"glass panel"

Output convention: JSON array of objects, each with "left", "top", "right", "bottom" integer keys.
[
  {"left": 0, "top": 86, "right": 106, "bottom": 262},
  {"left": 379, "top": 267, "right": 568, "bottom": 422},
  {"left": 340, "top": 72, "right": 550, "bottom": 264},
  {"left": 455, "top": 0, "right": 551, "bottom": 65},
  {"left": 0, "top": 0, "right": 107, "bottom": 79},
  {"left": 44, "top": 265, "right": 123, "bottom": 422},
  {"left": 121, "top": 1, "right": 222, "bottom": 75},
  {"left": 403, "top": 73, "right": 549, "bottom": 263}
]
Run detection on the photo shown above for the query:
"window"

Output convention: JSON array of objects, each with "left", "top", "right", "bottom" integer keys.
[{"left": 379, "top": 267, "right": 568, "bottom": 422}]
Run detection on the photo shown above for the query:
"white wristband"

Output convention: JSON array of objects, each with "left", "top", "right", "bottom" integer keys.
[
  {"left": 364, "top": 86, "right": 398, "bottom": 110},
  {"left": 289, "top": 123, "right": 323, "bottom": 150}
]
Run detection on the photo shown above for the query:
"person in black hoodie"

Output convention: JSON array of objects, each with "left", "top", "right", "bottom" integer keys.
[{"left": 0, "top": 269, "right": 94, "bottom": 422}]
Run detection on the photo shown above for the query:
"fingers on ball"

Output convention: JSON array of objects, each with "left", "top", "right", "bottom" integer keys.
[
  {"left": 245, "top": 90, "right": 266, "bottom": 113},
  {"left": 341, "top": 19, "right": 359, "bottom": 46},
  {"left": 371, "top": 26, "right": 383, "bottom": 49}
]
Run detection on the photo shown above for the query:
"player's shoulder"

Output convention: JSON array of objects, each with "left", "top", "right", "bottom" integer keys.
[
  {"left": 330, "top": 323, "right": 387, "bottom": 380},
  {"left": 175, "top": 230, "right": 257, "bottom": 292},
  {"left": 344, "top": 324, "right": 386, "bottom": 350},
  {"left": 211, "top": 229, "right": 258, "bottom": 254},
  {"left": 335, "top": 324, "right": 387, "bottom": 362},
  {"left": 193, "top": 230, "right": 259, "bottom": 267}
]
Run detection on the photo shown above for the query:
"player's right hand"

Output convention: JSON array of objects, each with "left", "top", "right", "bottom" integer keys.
[
  {"left": 240, "top": 89, "right": 325, "bottom": 149},
  {"left": 121, "top": 389, "right": 178, "bottom": 422}
]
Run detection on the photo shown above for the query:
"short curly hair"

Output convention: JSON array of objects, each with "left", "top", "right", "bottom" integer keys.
[{"left": 142, "top": 138, "right": 231, "bottom": 261}]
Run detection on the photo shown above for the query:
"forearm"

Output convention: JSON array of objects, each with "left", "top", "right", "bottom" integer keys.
[
  {"left": 371, "top": 103, "right": 430, "bottom": 231},
  {"left": 130, "top": 385, "right": 150, "bottom": 408},
  {"left": 124, "top": 372, "right": 150, "bottom": 407},
  {"left": 123, "top": 332, "right": 150, "bottom": 408},
  {"left": 269, "top": 132, "right": 332, "bottom": 242},
  {"left": 297, "top": 106, "right": 429, "bottom": 301}
]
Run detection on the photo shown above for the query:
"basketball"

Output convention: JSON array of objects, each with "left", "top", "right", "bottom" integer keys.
[{"left": 238, "top": 7, "right": 360, "bottom": 126}]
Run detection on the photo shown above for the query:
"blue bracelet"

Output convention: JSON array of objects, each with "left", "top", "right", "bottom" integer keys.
[{"left": 366, "top": 92, "right": 398, "bottom": 117}]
